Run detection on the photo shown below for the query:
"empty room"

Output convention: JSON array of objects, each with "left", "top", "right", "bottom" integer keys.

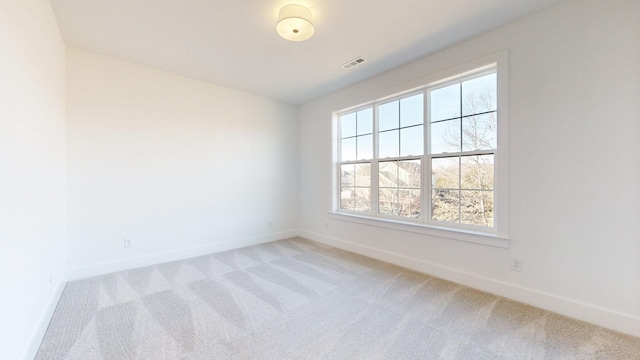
[{"left": 1, "top": 0, "right": 639, "bottom": 359}]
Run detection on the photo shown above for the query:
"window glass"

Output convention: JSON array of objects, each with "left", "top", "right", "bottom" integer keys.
[
  {"left": 379, "top": 130, "right": 399, "bottom": 158},
  {"left": 355, "top": 163, "right": 371, "bottom": 187},
  {"left": 462, "top": 73, "right": 497, "bottom": 116},
  {"left": 430, "top": 119, "right": 460, "bottom": 154},
  {"left": 357, "top": 134, "right": 373, "bottom": 160},
  {"left": 357, "top": 108, "right": 373, "bottom": 135},
  {"left": 378, "top": 160, "right": 421, "bottom": 218},
  {"left": 430, "top": 84, "right": 460, "bottom": 121},
  {"left": 400, "top": 125, "right": 423, "bottom": 156},
  {"left": 379, "top": 101, "right": 399, "bottom": 131},
  {"left": 460, "top": 190, "right": 493, "bottom": 227},
  {"left": 341, "top": 112, "right": 357, "bottom": 138},
  {"left": 341, "top": 137, "right": 356, "bottom": 161},
  {"left": 400, "top": 94, "right": 423, "bottom": 127},
  {"left": 462, "top": 113, "right": 496, "bottom": 151},
  {"left": 461, "top": 155, "right": 494, "bottom": 190}
]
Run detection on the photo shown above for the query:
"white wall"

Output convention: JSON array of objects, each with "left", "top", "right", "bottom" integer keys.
[
  {"left": 65, "top": 49, "right": 299, "bottom": 275},
  {"left": 0, "top": 1, "right": 67, "bottom": 359},
  {"left": 298, "top": 0, "right": 640, "bottom": 336}
]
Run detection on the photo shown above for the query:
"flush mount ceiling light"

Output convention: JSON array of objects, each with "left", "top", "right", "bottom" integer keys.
[{"left": 276, "top": 4, "right": 314, "bottom": 41}]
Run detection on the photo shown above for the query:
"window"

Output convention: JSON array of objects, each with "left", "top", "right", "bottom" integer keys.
[
  {"left": 340, "top": 108, "right": 373, "bottom": 212},
  {"left": 334, "top": 59, "right": 507, "bottom": 240},
  {"left": 429, "top": 73, "right": 497, "bottom": 228}
]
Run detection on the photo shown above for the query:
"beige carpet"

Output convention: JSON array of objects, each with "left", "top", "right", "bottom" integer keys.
[{"left": 36, "top": 237, "right": 640, "bottom": 359}]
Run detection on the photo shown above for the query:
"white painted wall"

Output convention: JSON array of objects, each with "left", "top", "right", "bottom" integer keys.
[
  {"left": 0, "top": 1, "right": 67, "bottom": 359},
  {"left": 298, "top": 0, "right": 640, "bottom": 335},
  {"left": 66, "top": 49, "right": 299, "bottom": 274}
]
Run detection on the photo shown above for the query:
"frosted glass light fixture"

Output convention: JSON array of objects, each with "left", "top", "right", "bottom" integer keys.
[{"left": 276, "top": 4, "right": 314, "bottom": 41}]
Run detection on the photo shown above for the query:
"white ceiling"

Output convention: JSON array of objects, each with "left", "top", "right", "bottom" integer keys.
[{"left": 50, "top": 0, "right": 565, "bottom": 104}]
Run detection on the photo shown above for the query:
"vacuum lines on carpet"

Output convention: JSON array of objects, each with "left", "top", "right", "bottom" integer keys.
[{"left": 36, "top": 237, "right": 640, "bottom": 359}]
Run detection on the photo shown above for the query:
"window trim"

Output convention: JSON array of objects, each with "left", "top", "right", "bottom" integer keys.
[
  {"left": 328, "top": 210, "right": 509, "bottom": 248},
  {"left": 331, "top": 51, "right": 510, "bottom": 246}
]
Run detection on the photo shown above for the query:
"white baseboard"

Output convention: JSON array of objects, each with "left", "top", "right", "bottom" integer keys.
[
  {"left": 22, "top": 278, "right": 67, "bottom": 360},
  {"left": 299, "top": 229, "right": 640, "bottom": 338},
  {"left": 65, "top": 230, "right": 298, "bottom": 281}
]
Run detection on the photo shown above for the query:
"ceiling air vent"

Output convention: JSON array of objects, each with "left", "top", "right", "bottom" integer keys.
[{"left": 342, "top": 57, "right": 366, "bottom": 69}]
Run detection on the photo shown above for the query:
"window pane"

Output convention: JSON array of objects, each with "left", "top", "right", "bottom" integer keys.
[
  {"left": 340, "top": 164, "right": 355, "bottom": 187},
  {"left": 357, "top": 108, "right": 373, "bottom": 135},
  {"left": 398, "top": 160, "right": 421, "bottom": 188},
  {"left": 430, "top": 119, "right": 460, "bottom": 154},
  {"left": 461, "top": 155, "right": 494, "bottom": 190},
  {"left": 400, "top": 94, "right": 423, "bottom": 127},
  {"left": 432, "top": 189, "right": 459, "bottom": 223},
  {"left": 430, "top": 84, "right": 460, "bottom": 122},
  {"left": 379, "top": 100, "right": 399, "bottom": 131},
  {"left": 340, "top": 187, "right": 354, "bottom": 210},
  {"left": 341, "top": 137, "right": 356, "bottom": 161},
  {"left": 400, "top": 125, "right": 423, "bottom": 156},
  {"left": 357, "top": 134, "right": 373, "bottom": 160},
  {"left": 355, "top": 163, "right": 371, "bottom": 187},
  {"left": 399, "top": 189, "right": 421, "bottom": 218},
  {"left": 432, "top": 157, "right": 459, "bottom": 189},
  {"left": 355, "top": 188, "right": 371, "bottom": 212},
  {"left": 462, "top": 73, "right": 497, "bottom": 116},
  {"left": 379, "top": 130, "right": 399, "bottom": 158},
  {"left": 341, "top": 112, "right": 356, "bottom": 138},
  {"left": 379, "top": 161, "right": 399, "bottom": 188},
  {"left": 462, "top": 113, "right": 497, "bottom": 151},
  {"left": 460, "top": 190, "right": 494, "bottom": 227},
  {"left": 378, "top": 188, "right": 398, "bottom": 216}
]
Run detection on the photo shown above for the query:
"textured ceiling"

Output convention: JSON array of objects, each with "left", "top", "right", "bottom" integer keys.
[{"left": 50, "top": 0, "right": 565, "bottom": 104}]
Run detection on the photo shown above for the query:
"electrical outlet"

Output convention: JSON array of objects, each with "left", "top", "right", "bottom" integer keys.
[
  {"left": 324, "top": 222, "right": 329, "bottom": 230},
  {"left": 511, "top": 258, "right": 523, "bottom": 272},
  {"left": 267, "top": 220, "right": 272, "bottom": 228},
  {"left": 124, "top": 238, "right": 133, "bottom": 248}
]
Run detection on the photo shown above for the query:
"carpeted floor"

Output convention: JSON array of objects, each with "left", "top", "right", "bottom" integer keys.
[{"left": 36, "top": 237, "right": 640, "bottom": 359}]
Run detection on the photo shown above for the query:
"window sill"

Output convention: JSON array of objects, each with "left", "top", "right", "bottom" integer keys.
[{"left": 328, "top": 212, "right": 510, "bottom": 248}]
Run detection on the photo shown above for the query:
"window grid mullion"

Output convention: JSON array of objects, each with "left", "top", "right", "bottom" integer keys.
[
  {"left": 395, "top": 160, "right": 400, "bottom": 217},
  {"left": 351, "top": 177, "right": 356, "bottom": 211},
  {"left": 340, "top": 160, "right": 374, "bottom": 166},
  {"left": 458, "top": 157, "right": 462, "bottom": 224},
  {"left": 354, "top": 112, "right": 358, "bottom": 160},
  {"left": 458, "top": 82, "right": 463, "bottom": 224},
  {"left": 431, "top": 109, "right": 496, "bottom": 124},
  {"left": 377, "top": 155, "right": 422, "bottom": 162},
  {"left": 372, "top": 105, "right": 380, "bottom": 215},
  {"left": 424, "top": 89, "right": 430, "bottom": 224},
  {"left": 397, "top": 101, "right": 401, "bottom": 158},
  {"left": 431, "top": 149, "right": 495, "bottom": 158},
  {"left": 337, "top": 115, "right": 342, "bottom": 210}
]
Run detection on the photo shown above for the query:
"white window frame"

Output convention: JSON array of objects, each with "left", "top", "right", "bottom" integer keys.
[{"left": 331, "top": 51, "right": 510, "bottom": 248}]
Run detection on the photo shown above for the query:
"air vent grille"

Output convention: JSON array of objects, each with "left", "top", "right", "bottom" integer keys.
[{"left": 342, "top": 57, "right": 366, "bottom": 69}]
